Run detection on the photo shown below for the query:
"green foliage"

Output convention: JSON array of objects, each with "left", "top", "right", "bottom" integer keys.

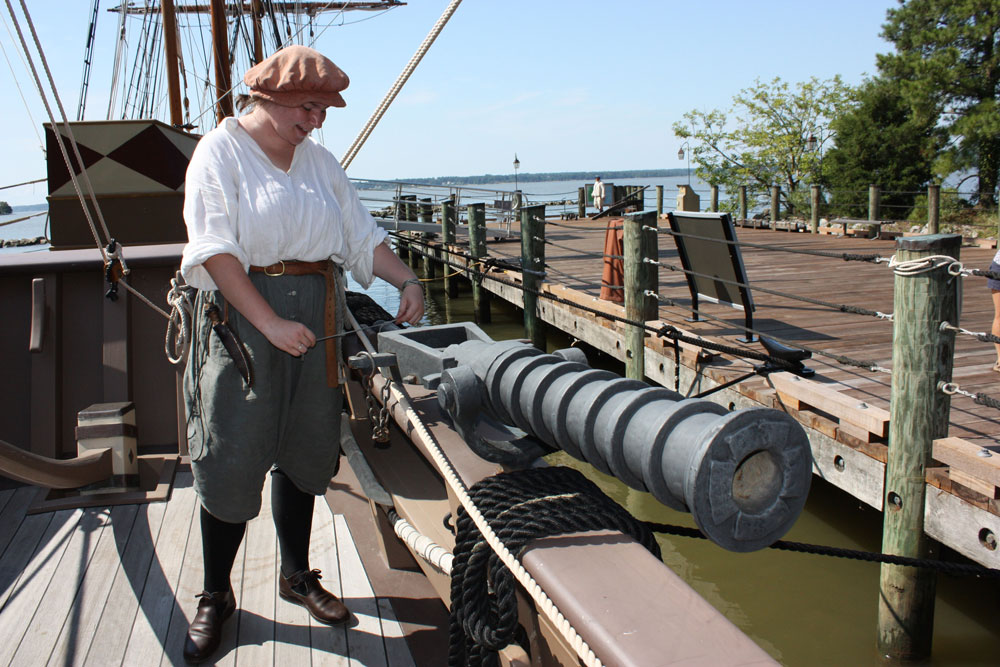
[
  {"left": 877, "top": 0, "right": 1000, "bottom": 205},
  {"left": 0, "top": 201, "right": 11, "bottom": 215},
  {"left": 673, "top": 76, "right": 854, "bottom": 217},
  {"left": 823, "top": 77, "right": 941, "bottom": 219}
]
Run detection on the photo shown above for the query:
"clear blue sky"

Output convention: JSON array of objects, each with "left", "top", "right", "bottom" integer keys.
[{"left": 1, "top": 0, "right": 899, "bottom": 206}]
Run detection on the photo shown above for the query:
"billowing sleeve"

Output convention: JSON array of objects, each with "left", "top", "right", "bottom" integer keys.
[
  {"left": 327, "top": 154, "right": 387, "bottom": 288},
  {"left": 180, "top": 132, "right": 248, "bottom": 290}
]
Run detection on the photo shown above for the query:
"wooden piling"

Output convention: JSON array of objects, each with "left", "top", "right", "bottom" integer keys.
[
  {"left": 928, "top": 184, "right": 940, "bottom": 234},
  {"left": 810, "top": 184, "right": 821, "bottom": 234},
  {"left": 710, "top": 185, "right": 719, "bottom": 212},
  {"left": 869, "top": 184, "right": 881, "bottom": 221},
  {"left": 420, "top": 197, "right": 435, "bottom": 279},
  {"left": 623, "top": 211, "right": 658, "bottom": 380},
  {"left": 520, "top": 204, "right": 546, "bottom": 350},
  {"left": 770, "top": 186, "right": 780, "bottom": 226},
  {"left": 578, "top": 187, "right": 586, "bottom": 219},
  {"left": 877, "top": 233, "right": 961, "bottom": 660},
  {"left": 468, "top": 203, "right": 491, "bottom": 324},
  {"left": 656, "top": 185, "right": 664, "bottom": 216},
  {"left": 739, "top": 186, "right": 747, "bottom": 224},
  {"left": 441, "top": 198, "right": 457, "bottom": 298}
]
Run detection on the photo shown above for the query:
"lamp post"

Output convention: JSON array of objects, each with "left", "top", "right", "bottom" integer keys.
[
  {"left": 677, "top": 141, "right": 691, "bottom": 185},
  {"left": 513, "top": 154, "right": 520, "bottom": 191}
]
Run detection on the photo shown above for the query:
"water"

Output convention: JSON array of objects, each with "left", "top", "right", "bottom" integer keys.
[{"left": 412, "top": 273, "right": 1000, "bottom": 666}]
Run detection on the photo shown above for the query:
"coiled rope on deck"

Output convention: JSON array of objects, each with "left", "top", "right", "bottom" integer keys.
[{"left": 449, "top": 467, "right": 660, "bottom": 667}]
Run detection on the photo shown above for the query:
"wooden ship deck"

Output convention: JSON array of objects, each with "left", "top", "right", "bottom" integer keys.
[{"left": 0, "top": 469, "right": 427, "bottom": 666}]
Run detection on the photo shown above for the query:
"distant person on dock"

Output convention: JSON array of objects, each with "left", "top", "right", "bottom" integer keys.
[
  {"left": 179, "top": 45, "right": 424, "bottom": 663},
  {"left": 990, "top": 248, "right": 1000, "bottom": 371},
  {"left": 592, "top": 176, "right": 606, "bottom": 213}
]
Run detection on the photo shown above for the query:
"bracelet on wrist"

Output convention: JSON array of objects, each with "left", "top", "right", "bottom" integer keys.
[{"left": 400, "top": 277, "right": 421, "bottom": 291}]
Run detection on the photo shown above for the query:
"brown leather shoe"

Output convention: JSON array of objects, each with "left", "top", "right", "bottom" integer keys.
[
  {"left": 183, "top": 589, "right": 236, "bottom": 664},
  {"left": 279, "top": 569, "right": 350, "bottom": 625}
]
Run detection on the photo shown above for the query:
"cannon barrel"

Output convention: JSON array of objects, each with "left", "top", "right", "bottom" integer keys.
[{"left": 378, "top": 325, "right": 813, "bottom": 552}]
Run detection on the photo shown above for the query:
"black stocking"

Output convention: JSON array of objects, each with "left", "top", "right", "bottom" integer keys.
[
  {"left": 200, "top": 505, "right": 246, "bottom": 593},
  {"left": 271, "top": 468, "right": 315, "bottom": 577}
]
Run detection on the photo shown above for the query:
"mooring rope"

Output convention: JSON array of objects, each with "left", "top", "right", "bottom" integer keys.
[{"left": 645, "top": 521, "right": 1000, "bottom": 578}]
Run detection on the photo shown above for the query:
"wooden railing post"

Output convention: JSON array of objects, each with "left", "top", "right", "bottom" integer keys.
[
  {"left": 520, "top": 204, "right": 546, "bottom": 350},
  {"left": 656, "top": 185, "right": 664, "bottom": 216},
  {"left": 811, "top": 184, "right": 821, "bottom": 234},
  {"left": 770, "top": 185, "right": 780, "bottom": 226},
  {"left": 468, "top": 203, "right": 491, "bottom": 324},
  {"left": 420, "top": 197, "right": 435, "bottom": 279},
  {"left": 710, "top": 185, "right": 719, "bottom": 212},
  {"left": 739, "top": 185, "right": 748, "bottom": 224},
  {"left": 928, "top": 184, "right": 940, "bottom": 234},
  {"left": 578, "top": 187, "right": 586, "bottom": 218},
  {"left": 869, "top": 184, "right": 881, "bottom": 221},
  {"left": 624, "top": 210, "right": 658, "bottom": 381},
  {"left": 441, "top": 198, "right": 457, "bottom": 298},
  {"left": 877, "top": 233, "right": 961, "bottom": 660}
]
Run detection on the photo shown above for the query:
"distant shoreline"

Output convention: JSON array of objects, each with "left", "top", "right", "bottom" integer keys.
[{"left": 397, "top": 169, "right": 690, "bottom": 187}]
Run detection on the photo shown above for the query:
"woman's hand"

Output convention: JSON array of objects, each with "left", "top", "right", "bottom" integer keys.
[
  {"left": 260, "top": 315, "right": 316, "bottom": 357},
  {"left": 396, "top": 282, "right": 425, "bottom": 325}
]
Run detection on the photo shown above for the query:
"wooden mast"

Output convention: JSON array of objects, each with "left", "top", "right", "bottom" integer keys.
[
  {"left": 160, "top": 0, "right": 183, "bottom": 126},
  {"left": 209, "top": 0, "right": 234, "bottom": 123},
  {"left": 251, "top": 0, "right": 264, "bottom": 64}
]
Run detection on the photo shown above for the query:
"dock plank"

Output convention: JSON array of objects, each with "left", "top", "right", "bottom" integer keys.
[
  {"left": 309, "top": 500, "right": 350, "bottom": 665},
  {"left": 335, "top": 513, "right": 389, "bottom": 667},
  {"left": 123, "top": 471, "right": 198, "bottom": 666},
  {"left": 0, "top": 509, "right": 81, "bottom": 666},
  {"left": 233, "top": 473, "right": 277, "bottom": 667},
  {"left": 84, "top": 498, "right": 169, "bottom": 666},
  {"left": 44, "top": 504, "right": 138, "bottom": 667}
]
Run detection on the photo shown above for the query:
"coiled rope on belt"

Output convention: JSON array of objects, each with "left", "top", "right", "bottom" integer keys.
[
  {"left": 165, "top": 272, "right": 197, "bottom": 367},
  {"left": 448, "top": 466, "right": 661, "bottom": 667}
]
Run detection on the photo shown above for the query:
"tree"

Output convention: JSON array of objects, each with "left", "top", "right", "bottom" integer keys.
[
  {"left": 878, "top": 0, "right": 1000, "bottom": 206},
  {"left": 673, "top": 76, "right": 854, "bottom": 217},
  {"left": 0, "top": 201, "right": 11, "bottom": 215},
  {"left": 822, "top": 77, "right": 942, "bottom": 219}
]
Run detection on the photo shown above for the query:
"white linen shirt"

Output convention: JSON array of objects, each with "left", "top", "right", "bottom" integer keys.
[{"left": 181, "top": 116, "right": 387, "bottom": 290}]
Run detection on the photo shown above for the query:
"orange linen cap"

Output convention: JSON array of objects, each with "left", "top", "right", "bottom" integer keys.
[{"left": 243, "top": 45, "right": 349, "bottom": 108}]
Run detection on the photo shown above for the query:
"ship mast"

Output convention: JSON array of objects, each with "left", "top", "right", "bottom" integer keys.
[{"left": 111, "top": 1, "right": 407, "bottom": 128}]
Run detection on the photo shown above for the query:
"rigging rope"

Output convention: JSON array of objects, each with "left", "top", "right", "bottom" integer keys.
[
  {"left": 5, "top": 0, "right": 114, "bottom": 263},
  {"left": 340, "top": 0, "right": 464, "bottom": 169}
]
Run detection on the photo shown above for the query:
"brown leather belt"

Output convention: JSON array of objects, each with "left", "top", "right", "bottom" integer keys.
[{"left": 249, "top": 260, "right": 339, "bottom": 387}]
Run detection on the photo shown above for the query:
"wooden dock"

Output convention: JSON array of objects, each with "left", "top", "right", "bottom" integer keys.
[
  {"left": 0, "top": 468, "right": 420, "bottom": 666},
  {"left": 433, "top": 215, "right": 1000, "bottom": 569}
]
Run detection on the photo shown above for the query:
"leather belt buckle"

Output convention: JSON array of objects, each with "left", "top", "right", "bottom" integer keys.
[{"left": 265, "top": 260, "right": 286, "bottom": 276}]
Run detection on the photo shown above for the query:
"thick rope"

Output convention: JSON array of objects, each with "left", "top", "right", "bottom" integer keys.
[
  {"left": 344, "top": 309, "right": 606, "bottom": 667},
  {"left": 449, "top": 467, "right": 660, "bottom": 667},
  {"left": 340, "top": 0, "right": 464, "bottom": 169}
]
